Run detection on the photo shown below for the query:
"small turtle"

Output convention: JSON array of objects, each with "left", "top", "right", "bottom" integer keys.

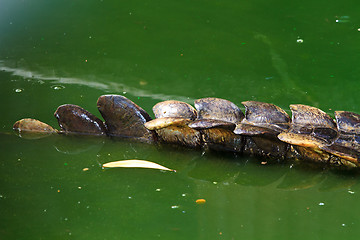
[
  {"left": 13, "top": 118, "right": 57, "bottom": 139},
  {"left": 144, "top": 100, "right": 201, "bottom": 147},
  {"left": 194, "top": 97, "right": 244, "bottom": 123},
  {"left": 153, "top": 100, "right": 197, "bottom": 120},
  {"left": 278, "top": 104, "right": 339, "bottom": 164},
  {"left": 235, "top": 101, "right": 291, "bottom": 159},
  {"left": 189, "top": 98, "right": 243, "bottom": 152},
  {"left": 55, "top": 104, "right": 107, "bottom": 136},
  {"left": 318, "top": 111, "right": 360, "bottom": 166}
]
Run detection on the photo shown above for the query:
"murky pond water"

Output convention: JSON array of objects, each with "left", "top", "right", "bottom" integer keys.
[{"left": 1, "top": 0, "right": 360, "bottom": 239}]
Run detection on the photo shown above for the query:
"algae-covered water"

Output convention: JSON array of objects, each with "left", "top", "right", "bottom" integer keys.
[{"left": 1, "top": 0, "right": 360, "bottom": 239}]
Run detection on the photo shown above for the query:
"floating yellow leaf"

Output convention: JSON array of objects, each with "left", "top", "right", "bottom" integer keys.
[{"left": 102, "top": 160, "right": 175, "bottom": 172}]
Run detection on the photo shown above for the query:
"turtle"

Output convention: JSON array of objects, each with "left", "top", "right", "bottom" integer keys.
[
  {"left": 55, "top": 104, "right": 107, "bottom": 136},
  {"left": 188, "top": 97, "right": 244, "bottom": 152},
  {"left": 13, "top": 118, "right": 57, "bottom": 139},
  {"left": 144, "top": 100, "right": 201, "bottom": 147},
  {"left": 235, "top": 101, "right": 291, "bottom": 159},
  {"left": 97, "top": 95, "right": 155, "bottom": 142}
]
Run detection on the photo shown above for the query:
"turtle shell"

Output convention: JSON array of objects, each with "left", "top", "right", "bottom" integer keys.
[
  {"left": 13, "top": 118, "right": 57, "bottom": 133},
  {"left": 194, "top": 97, "right": 244, "bottom": 123},
  {"left": 144, "top": 117, "right": 192, "bottom": 130},
  {"left": 188, "top": 119, "right": 236, "bottom": 131},
  {"left": 145, "top": 117, "right": 201, "bottom": 147},
  {"left": 191, "top": 98, "right": 244, "bottom": 152},
  {"left": 55, "top": 104, "right": 107, "bottom": 136},
  {"left": 153, "top": 100, "right": 197, "bottom": 120},
  {"left": 235, "top": 101, "right": 290, "bottom": 136},
  {"left": 148, "top": 100, "right": 200, "bottom": 147},
  {"left": 318, "top": 111, "right": 360, "bottom": 165},
  {"left": 13, "top": 118, "right": 57, "bottom": 139},
  {"left": 97, "top": 95, "right": 155, "bottom": 142},
  {"left": 278, "top": 104, "right": 338, "bottom": 148},
  {"left": 335, "top": 111, "right": 360, "bottom": 135}
]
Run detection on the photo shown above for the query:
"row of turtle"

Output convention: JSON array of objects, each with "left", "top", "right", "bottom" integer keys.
[{"left": 13, "top": 95, "right": 360, "bottom": 168}]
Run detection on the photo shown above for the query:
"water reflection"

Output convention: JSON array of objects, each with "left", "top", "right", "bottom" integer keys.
[
  {"left": 53, "top": 135, "right": 105, "bottom": 155},
  {"left": 45, "top": 134, "right": 360, "bottom": 192}
]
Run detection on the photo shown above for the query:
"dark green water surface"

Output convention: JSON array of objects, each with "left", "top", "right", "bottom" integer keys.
[{"left": 1, "top": 0, "right": 360, "bottom": 239}]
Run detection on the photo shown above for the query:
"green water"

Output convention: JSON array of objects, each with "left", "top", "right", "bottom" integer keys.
[{"left": 1, "top": 0, "right": 360, "bottom": 239}]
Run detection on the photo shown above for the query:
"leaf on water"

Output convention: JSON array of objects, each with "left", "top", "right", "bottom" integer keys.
[{"left": 102, "top": 160, "right": 175, "bottom": 172}]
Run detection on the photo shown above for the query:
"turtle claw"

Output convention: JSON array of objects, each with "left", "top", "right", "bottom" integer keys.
[{"left": 55, "top": 104, "right": 107, "bottom": 136}]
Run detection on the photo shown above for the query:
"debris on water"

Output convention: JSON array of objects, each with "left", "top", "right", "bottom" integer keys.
[
  {"left": 139, "top": 80, "right": 147, "bottom": 86},
  {"left": 335, "top": 16, "right": 350, "bottom": 23},
  {"left": 102, "top": 159, "right": 175, "bottom": 172},
  {"left": 196, "top": 199, "right": 206, "bottom": 204},
  {"left": 51, "top": 85, "right": 65, "bottom": 90},
  {"left": 14, "top": 88, "right": 23, "bottom": 93}
]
